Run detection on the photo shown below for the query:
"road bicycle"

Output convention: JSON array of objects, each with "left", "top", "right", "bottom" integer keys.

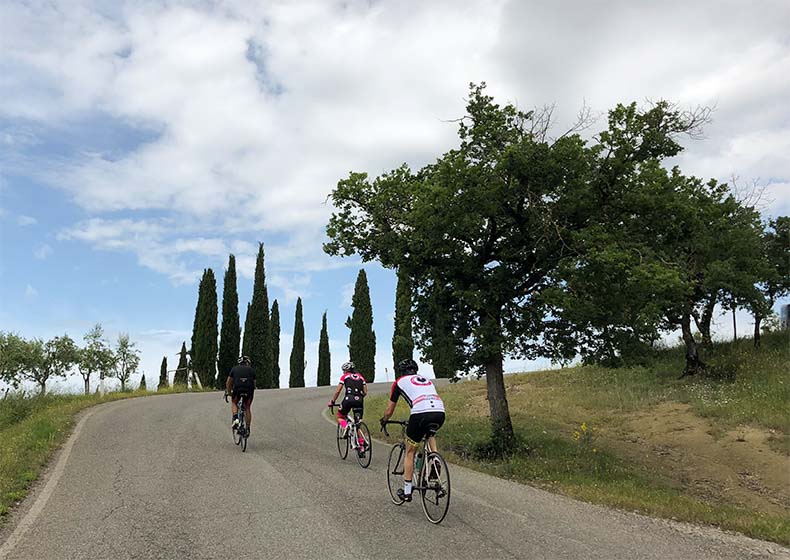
[
  {"left": 381, "top": 420, "right": 451, "bottom": 524},
  {"left": 329, "top": 403, "right": 372, "bottom": 468},
  {"left": 224, "top": 392, "right": 249, "bottom": 452}
]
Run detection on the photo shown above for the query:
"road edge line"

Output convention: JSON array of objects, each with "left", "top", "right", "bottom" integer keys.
[{"left": 0, "top": 407, "right": 96, "bottom": 559}]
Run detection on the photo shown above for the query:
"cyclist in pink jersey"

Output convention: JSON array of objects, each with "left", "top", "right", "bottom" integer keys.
[
  {"left": 328, "top": 361, "right": 368, "bottom": 452},
  {"left": 380, "top": 358, "right": 445, "bottom": 502}
]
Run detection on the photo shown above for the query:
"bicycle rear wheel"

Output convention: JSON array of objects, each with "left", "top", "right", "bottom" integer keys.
[
  {"left": 336, "top": 422, "right": 349, "bottom": 459},
  {"left": 355, "top": 422, "right": 372, "bottom": 468},
  {"left": 233, "top": 421, "right": 242, "bottom": 445},
  {"left": 420, "top": 452, "right": 450, "bottom": 524},
  {"left": 387, "top": 444, "right": 406, "bottom": 505},
  {"left": 241, "top": 429, "right": 248, "bottom": 452}
]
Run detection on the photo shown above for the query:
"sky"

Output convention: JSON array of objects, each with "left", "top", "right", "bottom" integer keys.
[{"left": 1, "top": 0, "right": 789, "bottom": 393}]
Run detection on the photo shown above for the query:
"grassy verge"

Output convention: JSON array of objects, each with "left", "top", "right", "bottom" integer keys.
[
  {"left": 0, "top": 386, "right": 210, "bottom": 524},
  {"left": 367, "top": 331, "right": 790, "bottom": 544}
]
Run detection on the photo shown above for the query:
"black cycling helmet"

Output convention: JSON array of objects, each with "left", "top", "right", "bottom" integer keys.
[
  {"left": 238, "top": 355, "right": 251, "bottom": 365},
  {"left": 397, "top": 358, "right": 418, "bottom": 375},
  {"left": 341, "top": 361, "right": 355, "bottom": 372}
]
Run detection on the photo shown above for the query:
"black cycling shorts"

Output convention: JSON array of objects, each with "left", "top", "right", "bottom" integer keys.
[
  {"left": 406, "top": 411, "right": 445, "bottom": 446},
  {"left": 339, "top": 397, "right": 363, "bottom": 420}
]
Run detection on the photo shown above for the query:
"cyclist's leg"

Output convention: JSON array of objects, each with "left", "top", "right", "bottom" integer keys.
[
  {"left": 245, "top": 393, "right": 253, "bottom": 429},
  {"left": 403, "top": 413, "right": 428, "bottom": 495},
  {"left": 338, "top": 400, "right": 351, "bottom": 431},
  {"left": 231, "top": 393, "right": 240, "bottom": 424},
  {"left": 353, "top": 406, "right": 366, "bottom": 447}
]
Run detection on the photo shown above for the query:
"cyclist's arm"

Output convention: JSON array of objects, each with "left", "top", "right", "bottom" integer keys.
[
  {"left": 381, "top": 399, "right": 396, "bottom": 421},
  {"left": 330, "top": 383, "right": 343, "bottom": 403},
  {"left": 225, "top": 375, "right": 233, "bottom": 395},
  {"left": 362, "top": 382, "right": 368, "bottom": 397}
]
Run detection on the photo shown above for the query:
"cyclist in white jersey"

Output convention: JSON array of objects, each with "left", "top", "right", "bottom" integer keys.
[{"left": 380, "top": 358, "right": 445, "bottom": 502}]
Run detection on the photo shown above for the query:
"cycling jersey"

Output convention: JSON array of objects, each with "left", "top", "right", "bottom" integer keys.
[
  {"left": 389, "top": 374, "right": 445, "bottom": 414},
  {"left": 229, "top": 365, "right": 256, "bottom": 393},
  {"left": 338, "top": 371, "right": 366, "bottom": 413}
]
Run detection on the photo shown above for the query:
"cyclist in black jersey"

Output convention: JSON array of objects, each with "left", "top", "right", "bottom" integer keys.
[
  {"left": 225, "top": 356, "right": 256, "bottom": 433},
  {"left": 328, "top": 361, "right": 368, "bottom": 449}
]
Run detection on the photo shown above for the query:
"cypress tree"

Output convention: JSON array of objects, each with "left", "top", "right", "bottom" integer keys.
[
  {"left": 270, "top": 300, "right": 281, "bottom": 388},
  {"left": 173, "top": 342, "right": 189, "bottom": 385},
  {"left": 139, "top": 374, "right": 147, "bottom": 391},
  {"left": 249, "top": 243, "right": 271, "bottom": 388},
  {"left": 157, "top": 356, "right": 169, "bottom": 390},
  {"left": 217, "top": 255, "right": 241, "bottom": 388},
  {"left": 392, "top": 268, "right": 414, "bottom": 371},
  {"left": 428, "top": 288, "right": 460, "bottom": 378},
  {"left": 289, "top": 297, "right": 305, "bottom": 387},
  {"left": 317, "top": 311, "right": 331, "bottom": 386},
  {"left": 191, "top": 268, "right": 218, "bottom": 388},
  {"left": 347, "top": 269, "right": 376, "bottom": 382},
  {"left": 242, "top": 302, "right": 252, "bottom": 358}
]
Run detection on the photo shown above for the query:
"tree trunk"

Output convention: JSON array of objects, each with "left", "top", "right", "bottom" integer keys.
[
  {"left": 481, "top": 311, "right": 515, "bottom": 451},
  {"left": 696, "top": 294, "right": 716, "bottom": 346},
  {"left": 38, "top": 380, "right": 46, "bottom": 396},
  {"left": 753, "top": 314, "right": 762, "bottom": 348},
  {"left": 83, "top": 376, "right": 90, "bottom": 395},
  {"left": 120, "top": 378, "right": 126, "bottom": 391},
  {"left": 680, "top": 311, "right": 705, "bottom": 377},
  {"left": 732, "top": 308, "right": 737, "bottom": 343}
]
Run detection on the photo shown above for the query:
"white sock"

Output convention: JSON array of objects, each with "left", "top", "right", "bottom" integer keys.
[{"left": 404, "top": 480, "right": 412, "bottom": 494}]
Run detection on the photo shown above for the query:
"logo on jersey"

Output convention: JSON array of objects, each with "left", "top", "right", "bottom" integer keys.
[{"left": 410, "top": 375, "right": 432, "bottom": 386}]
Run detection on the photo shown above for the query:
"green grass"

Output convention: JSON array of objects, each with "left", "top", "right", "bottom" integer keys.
[
  {"left": 0, "top": 385, "right": 209, "bottom": 523},
  {"left": 367, "top": 330, "right": 790, "bottom": 544}
]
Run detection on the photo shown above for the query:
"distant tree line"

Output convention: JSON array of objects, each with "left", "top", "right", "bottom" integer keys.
[
  {"left": 0, "top": 324, "right": 141, "bottom": 395},
  {"left": 325, "top": 82, "right": 790, "bottom": 450}
]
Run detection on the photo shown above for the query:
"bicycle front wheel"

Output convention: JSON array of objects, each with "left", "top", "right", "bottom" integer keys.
[
  {"left": 355, "top": 422, "right": 372, "bottom": 468},
  {"left": 336, "top": 422, "right": 349, "bottom": 460},
  {"left": 420, "top": 452, "right": 450, "bottom": 524},
  {"left": 387, "top": 444, "right": 406, "bottom": 505}
]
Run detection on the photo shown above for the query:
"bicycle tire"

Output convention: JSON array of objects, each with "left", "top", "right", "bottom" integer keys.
[
  {"left": 420, "top": 452, "right": 450, "bottom": 524},
  {"left": 355, "top": 422, "right": 372, "bottom": 468},
  {"left": 241, "top": 430, "right": 248, "bottom": 452},
  {"left": 336, "top": 422, "right": 349, "bottom": 460},
  {"left": 387, "top": 444, "right": 406, "bottom": 505},
  {"left": 233, "top": 421, "right": 242, "bottom": 445}
]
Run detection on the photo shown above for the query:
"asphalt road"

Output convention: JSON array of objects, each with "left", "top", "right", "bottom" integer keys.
[{"left": 1, "top": 384, "right": 787, "bottom": 559}]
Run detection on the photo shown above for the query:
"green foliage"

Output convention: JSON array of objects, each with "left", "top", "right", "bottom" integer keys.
[
  {"left": 270, "top": 300, "right": 281, "bottom": 388},
  {"left": 138, "top": 374, "right": 146, "bottom": 391},
  {"left": 173, "top": 342, "right": 189, "bottom": 385},
  {"left": 289, "top": 298, "right": 305, "bottom": 387},
  {"left": 157, "top": 356, "right": 168, "bottom": 390},
  {"left": 317, "top": 311, "right": 331, "bottom": 386},
  {"left": 190, "top": 268, "right": 219, "bottom": 388},
  {"left": 217, "top": 255, "right": 241, "bottom": 388},
  {"left": 346, "top": 269, "right": 376, "bottom": 382},
  {"left": 112, "top": 333, "right": 140, "bottom": 391},
  {"left": 78, "top": 324, "right": 114, "bottom": 395},
  {"left": 418, "top": 285, "right": 462, "bottom": 378},
  {"left": 392, "top": 269, "right": 413, "bottom": 372},
  {"left": 15, "top": 334, "right": 80, "bottom": 395},
  {"left": 0, "top": 332, "right": 27, "bottom": 388},
  {"left": 249, "top": 243, "right": 272, "bottom": 388}
]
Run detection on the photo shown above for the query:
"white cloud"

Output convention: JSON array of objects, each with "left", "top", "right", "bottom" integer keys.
[
  {"left": 34, "top": 243, "right": 52, "bottom": 259},
  {"left": 17, "top": 215, "right": 37, "bottom": 226},
  {"left": 1, "top": 0, "right": 788, "bottom": 289},
  {"left": 25, "top": 284, "right": 38, "bottom": 298}
]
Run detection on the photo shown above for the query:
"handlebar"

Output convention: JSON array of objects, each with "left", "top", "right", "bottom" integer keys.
[
  {"left": 223, "top": 393, "right": 229, "bottom": 403},
  {"left": 380, "top": 419, "right": 407, "bottom": 436}
]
